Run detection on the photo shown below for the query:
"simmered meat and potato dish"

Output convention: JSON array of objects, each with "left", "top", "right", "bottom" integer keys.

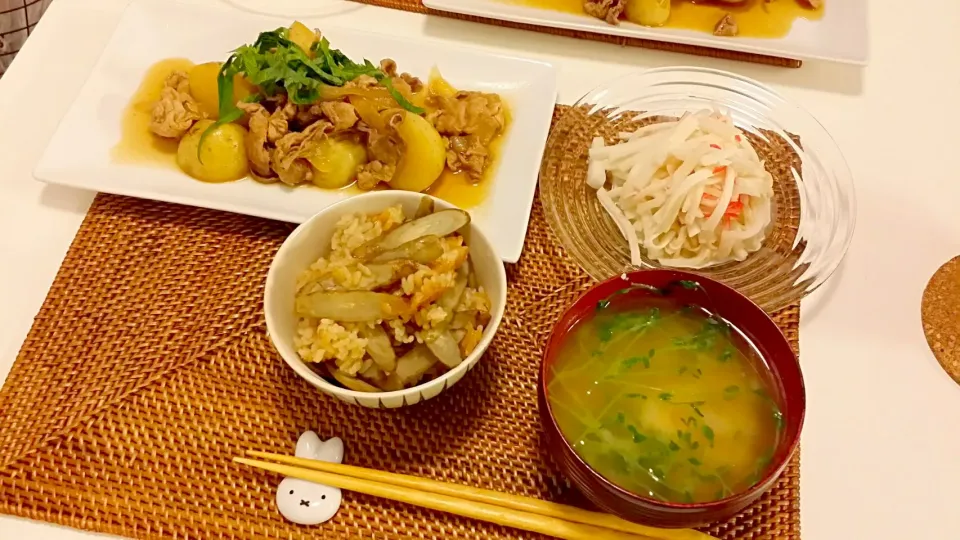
[
  {"left": 145, "top": 22, "right": 508, "bottom": 194},
  {"left": 564, "top": 0, "right": 824, "bottom": 38}
]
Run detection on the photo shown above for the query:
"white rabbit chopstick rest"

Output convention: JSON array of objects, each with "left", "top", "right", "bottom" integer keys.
[{"left": 276, "top": 431, "right": 344, "bottom": 525}]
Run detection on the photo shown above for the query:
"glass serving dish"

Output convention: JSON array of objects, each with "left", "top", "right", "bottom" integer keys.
[{"left": 539, "top": 67, "right": 856, "bottom": 313}]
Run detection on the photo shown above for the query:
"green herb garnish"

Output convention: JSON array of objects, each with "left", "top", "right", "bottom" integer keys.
[
  {"left": 688, "top": 457, "right": 702, "bottom": 466},
  {"left": 672, "top": 318, "right": 730, "bottom": 351},
  {"left": 598, "top": 309, "right": 660, "bottom": 342},
  {"left": 668, "top": 441, "right": 680, "bottom": 451},
  {"left": 677, "top": 429, "right": 699, "bottom": 449},
  {"left": 627, "top": 425, "right": 647, "bottom": 443},
  {"left": 702, "top": 425, "right": 715, "bottom": 447},
  {"left": 723, "top": 385, "right": 741, "bottom": 400},
  {"left": 200, "top": 27, "right": 423, "bottom": 157},
  {"left": 622, "top": 353, "right": 652, "bottom": 370},
  {"left": 659, "top": 392, "right": 673, "bottom": 401}
]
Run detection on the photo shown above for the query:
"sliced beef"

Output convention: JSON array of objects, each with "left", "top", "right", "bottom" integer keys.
[
  {"left": 583, "top": 0, "right": 625, "bottom": 25},
  {"left": 238, "top": 102, "right": 274, "bottom": 178},
  {"left": 149, "top": 71, "right": 202, "bottom": 138},
  {"left": 320, "top": 101, "right": 359, "bottom": 132}
]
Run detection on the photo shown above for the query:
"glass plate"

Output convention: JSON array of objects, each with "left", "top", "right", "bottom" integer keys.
[{"left": 539, "top": 67, "right": 856, "bottom": 313}]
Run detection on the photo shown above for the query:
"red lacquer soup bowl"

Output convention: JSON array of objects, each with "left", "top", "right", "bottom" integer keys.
[{"left": 538, "top": 270, "right": 805, "bottom": 528}]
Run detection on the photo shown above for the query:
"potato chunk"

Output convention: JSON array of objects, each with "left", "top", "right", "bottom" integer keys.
[{"left": 176, "top": 119, "right": 249, "bottom": 183}]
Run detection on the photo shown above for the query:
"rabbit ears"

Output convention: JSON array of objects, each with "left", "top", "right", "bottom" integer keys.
[{"left": 294, "top": 431, "right": 344, "bottom": 464}]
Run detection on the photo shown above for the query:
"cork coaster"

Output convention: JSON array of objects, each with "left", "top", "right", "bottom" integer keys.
[{"left": 921, "top": 256, "right": 960, "bottom": 385}]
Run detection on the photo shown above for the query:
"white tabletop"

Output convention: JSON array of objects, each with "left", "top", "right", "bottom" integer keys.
[{"left": 1, "top": 1, "right": 958, "bottom": 539}]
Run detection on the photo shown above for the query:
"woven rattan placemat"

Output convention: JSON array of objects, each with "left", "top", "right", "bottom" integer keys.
[
  {"left": 0, "top": 117, "right": 800, "bottom": 540},
  {"left": 349, "top": 0, "right": 802, "bottom": 68}
]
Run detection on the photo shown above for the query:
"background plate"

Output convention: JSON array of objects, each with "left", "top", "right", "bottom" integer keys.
[{"left": 423, "top": 0, "right": 869, "bottom": 65}]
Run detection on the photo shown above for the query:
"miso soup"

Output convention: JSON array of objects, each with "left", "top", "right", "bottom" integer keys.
[{"left": 547, "top": 295, "right": 784, "bottom": 504}]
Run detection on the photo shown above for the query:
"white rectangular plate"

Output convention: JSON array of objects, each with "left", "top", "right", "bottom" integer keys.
[
  {"left": 423, "top": 0, "right": 868, "bottom": 65},
  {"left": 34, "top": 0, "right": 558, "bottom": 263}
]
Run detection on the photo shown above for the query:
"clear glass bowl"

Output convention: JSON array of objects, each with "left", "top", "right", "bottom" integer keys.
[{"left": 539, "top": 67, "right": 856, "bottom": 313}]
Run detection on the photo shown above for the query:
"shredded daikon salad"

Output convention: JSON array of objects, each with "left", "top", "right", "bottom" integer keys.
[{"left": 587, "top": 110, "right": 774, "bottom": 269}]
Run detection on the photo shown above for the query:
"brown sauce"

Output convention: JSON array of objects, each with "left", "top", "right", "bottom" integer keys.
[
  {"left": 112, "top": 58, "right": 193, "bottom": 166},
  {"left": 510, "top": 0, "right": 823, "bottom": 38},
  {"left": 114, "top": 58, "right": 506, "bottom": 208},
  {"left": 427, "top": 106, "right": 509, "bottom": 209},
  {"left": 427, "top": 169, "right": 493, "bottom": 209}
]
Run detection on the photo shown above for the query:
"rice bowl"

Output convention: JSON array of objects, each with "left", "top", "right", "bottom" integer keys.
[{"left": 265, "top": 191, "right": 507, "bottom": 408}]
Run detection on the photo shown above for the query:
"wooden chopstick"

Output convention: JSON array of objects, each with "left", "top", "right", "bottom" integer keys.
[
  {"left": 246, "top": 451, "right": 710, "bottom": 540},
  {"left": 238, "top": 452, "right": 714, "bottom": 540},
  {"left": 236, "top": 456, "right": 642, "bottom": 539}
]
